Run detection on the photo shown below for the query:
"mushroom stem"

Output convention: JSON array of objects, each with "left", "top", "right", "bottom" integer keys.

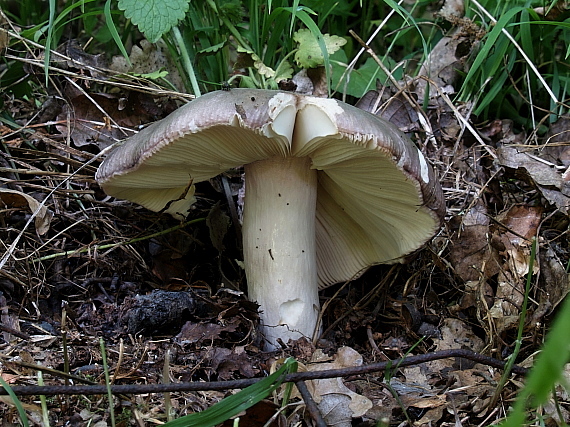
[{"left": 243, "top": 156, "right": 319, "bottom": 349}]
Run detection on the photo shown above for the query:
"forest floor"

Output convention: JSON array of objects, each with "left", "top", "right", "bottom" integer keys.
[{"left": 1, "top": 13, "right": 570, "bottom": 427}]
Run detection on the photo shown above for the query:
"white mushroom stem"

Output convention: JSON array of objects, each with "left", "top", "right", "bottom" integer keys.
[{"left": 243, "top": 156, "right": 319, "bottom": 349}]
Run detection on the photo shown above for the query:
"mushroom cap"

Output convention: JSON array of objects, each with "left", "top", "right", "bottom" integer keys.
[{"left": 96, "top": 89, "right": 445, "bottom": 288}]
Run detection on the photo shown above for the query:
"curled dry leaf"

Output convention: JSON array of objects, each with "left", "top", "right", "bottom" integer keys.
[
  {"left": 307, "top": 347, "right": 372, "bottom": 427},
  {"left": 488, "top": 205, "right": 541, "bottom": 333},
  {"left": 0, "top": 188, "right": 52, "bottom": 235},
  {"left": 448, "top": 202, "right": 500, "bottom": 283},
  {"left": 56, "top": 89, "right": 161, "bottom": 149},
  {"left": 497, "top": 145, "right": 570, "bottom": 214}
]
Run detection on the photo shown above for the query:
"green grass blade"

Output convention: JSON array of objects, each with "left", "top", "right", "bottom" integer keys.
[
  {"left": 162, "top": 357, "right": 298, "bottom": 427},
  {"left": 380, "top": 0, "right": 429, "bottom": 67},
  {"left": 37, "top": 371, "right": 50, "bottom": 427},
  {"left": 44, "top": 0, "right": 57, "bottom": 87},
  {"left": 100, "top": 338, "right": 116, "bottom": 427},
  {"left": 500, "top": 293, "right": 570, "bottom": 426},
  {"left": 460, "top": 7, "right": 525, "bottom": 102},
  {"left": 104, "top": 0, "right": 131, "bottom": 66},
  {"left": 0, "top": 376, "right": 30, "bottom": 427},
  {"left": 282, "top": 7, "right": 331, "bottom": 96},
  {"left": 52, "top": 0, "right": 98, "bottom": 29},
  {"left": 288, "top": 0, "right": 301, "bottom": 35},
  {"left": 518, "top": 9, "right": 534, "bottom": 64}
]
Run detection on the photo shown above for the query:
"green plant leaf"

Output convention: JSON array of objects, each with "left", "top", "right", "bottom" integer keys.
[
  {"left": 293, "top": 28, "right": 346, "bottom": 68},
  {"left": 162, "top": 357, "right": 298, "bottom": 427},
  {"left": 0, "top": 376, "right": 30, "bottom": 427},
  {"left": 331, "top": 51, "right": 393, "bottom": 98},
  {"left": 198, "top": 40, "right": 228, "bottom": 55},
  {"left": 274, "top": 60, "right": 294, "bottom": 83},
  {"left": 237, "top": 46, "right": 276, "bottom": 78},
  {"left": 500, "top": 293, "right": 570, "bottom": 427},
  {"left": 44, "top": 0, "right": 56, "bottom": 87},
  {"left": 118, "top": 0, "right": 189, "bottom": 43},
  {"left": 459, "top": 6, "right": 525, "bottom": 103}
]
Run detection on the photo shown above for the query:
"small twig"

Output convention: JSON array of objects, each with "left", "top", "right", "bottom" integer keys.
[
  {"left": 366, "top": 326, "right": 381, "bottom": 355},
  {"left": 1, "top": 349, "right": 528, "bottom": 396},
  {"left": 295, "top": 380, "right": 326, "bottom": 427},
  {"left": 0, "top": 323, "right": 31, "bottom": 340},
  {"left": 0, "top": 355, "right": 97, "bottom": 385},
  {"left": 32, "top": 217, "right": 205, "bottom": 263}
]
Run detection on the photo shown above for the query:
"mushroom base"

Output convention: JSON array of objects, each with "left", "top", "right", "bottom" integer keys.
[{"left": 243, "top": 156, "right": 319, "bottom": 350}]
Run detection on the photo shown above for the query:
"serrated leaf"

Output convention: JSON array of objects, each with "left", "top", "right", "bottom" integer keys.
[
  {"left": 274, "top": 60, "right": 294, "bottom": 82},
  {"left": 236, "top": 45, "right": 276, "bottom": 78},
  {"left": 198, "top": 40, "right": 228, "bottom": 55},
  {"left": 132, "top": 70, "right": 170, "bottom": 79},
  {"left": 293, "top": 28, "right": 346, "bottom": 68},
  {"left": 118, "top": 0, "right": 189, "bottom": 43}
]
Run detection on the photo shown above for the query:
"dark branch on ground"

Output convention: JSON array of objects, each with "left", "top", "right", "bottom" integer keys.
[{"left": 1, "top": 349, "right": 528, "bottom": 396}]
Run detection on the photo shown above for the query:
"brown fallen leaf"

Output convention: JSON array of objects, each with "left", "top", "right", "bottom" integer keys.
[
  {"left": 57, "top": 89, "right": 163, "bottom": 149},
  {"left": 176, "top": 318, "right": 241, "bottom": 347},
  {"left": 209, "top": 346, "right": 259, "bottom": 380},
  {"left": 0, "top": 188, "right": 53, "bottom": 235},
  {"left": 489, "top": 205, "right": 542, "bottom": 334},
  {"left": 307, "top": 347, "right": 372, "bottom": 427},
  {"left": 448, "top": 202, "right": 500, "bottom": 283},
  {"left": 497, "top": 144, "right": 570, "bottom": 213}
]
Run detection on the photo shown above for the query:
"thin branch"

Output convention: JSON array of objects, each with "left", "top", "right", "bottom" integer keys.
[
  {"left": 1, "top": 349, "right": 528, "bottom": 397},
  {"left": 295, "top": 380, "right": 327, "bottom": 427}
]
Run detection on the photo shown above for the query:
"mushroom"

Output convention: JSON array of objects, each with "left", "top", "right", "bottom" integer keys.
[{"left": 96, "top": 89, "right": 444, "bottom": 349}]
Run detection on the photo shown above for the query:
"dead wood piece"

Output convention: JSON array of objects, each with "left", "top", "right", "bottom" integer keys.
[
  {"left": 1, "top": 349, "right": 528, "bottom": 397},
  {"left": 296, "top": 380, "right": 327, "bottom": 427}
]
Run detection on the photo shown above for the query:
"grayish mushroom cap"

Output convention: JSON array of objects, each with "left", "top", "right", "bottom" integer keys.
[{"left": 96, "top": 89, "right": 444, "bottom": 289}]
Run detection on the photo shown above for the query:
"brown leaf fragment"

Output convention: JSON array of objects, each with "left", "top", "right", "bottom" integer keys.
[
  {"left": 415, "top": 405, "right": 446, "bottom": 426},
  {"left": 493, "top": 205, "right": 542, "bottom": 275},
  {"left": 56, "top": 89, "right": 162, "bottom": 149},
  {"left": 532, "top": 246, "right": 570, "bottom": 325},
  {"left": 307, "top": 347, "right": 373, "bottom": 427},
  {"left": 109, "top": 39, "right": 185, "bottom": 92},
  {"left": 207, "top": 201, "right": 230, "bottom": 252},
  {"left": 210, "top": 346, "right": 259, "bottom": 380},
  {"left": 356, "top": 90, "right": 420, "bottom": 133},
  {"left": 60, "top": 39, "right": 109, "bottom": 74},
  {"left": 0, "top": 13, "right": 9, "bottom": 51},
  {"left": 534, "top": 0, "right": 570, "bottom": 20},
  {"left": 541, "top": 115, "right": 570, "bottom": 167},
  {"left": 414, "top": 10, "right": 482, "bottom": 102},
  {"left": 497, "top": 145, "right": 570, "bottom": 213},
  {"left": 488, "top": 205, "right": 542, "bottom": 334},
  {"left": 176, "top": 318, "right": 240, "bottom": 347},
  {"left": 0, "top": 293, "right": 21, "bottom": 343},
  {"left": 0, "top": 188, "right": 53, "bottom": 235},
  {"left": 416, "top": 30, "right": 472, "bottom": 95},
  {"left": 149, "top": 234, "right": 195, "bottom": 285},
  {"left": 448, "top": 203, "right": 500, "bottom": 283},
  {"left": 221, "top": 400, "right": 285, "bottom": 427}
]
